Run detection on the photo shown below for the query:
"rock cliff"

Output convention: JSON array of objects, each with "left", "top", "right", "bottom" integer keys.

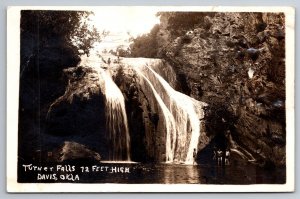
[{"left": 156, "top": 12, "right": 286, "bottom": 167}]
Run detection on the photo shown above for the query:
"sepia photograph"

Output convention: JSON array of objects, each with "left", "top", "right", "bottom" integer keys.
[{"left": 7, "top": 6, "right": 295, "bottom": 192}]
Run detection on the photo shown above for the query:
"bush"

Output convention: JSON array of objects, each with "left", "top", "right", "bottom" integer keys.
[
  {"left": 157, "top": 12, "right": 215, "bottom": 38},
  {"left": 129, "top": 24, "right": 160, "bottom": 58}
]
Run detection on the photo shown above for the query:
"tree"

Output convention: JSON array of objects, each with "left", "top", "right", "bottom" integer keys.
[
  {"left": 129, "top": 24, "right": 160, "bottom": 58},
  {"left": 21, "top": 10, "right": 102, "bottom": 56}
]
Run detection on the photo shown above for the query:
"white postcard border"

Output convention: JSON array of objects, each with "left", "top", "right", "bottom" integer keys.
[{"left": 7, "top": 6, "right": 295, "bottom": 192}]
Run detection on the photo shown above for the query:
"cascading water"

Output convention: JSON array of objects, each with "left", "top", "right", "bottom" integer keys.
[
  {"left": 79, "top": 55, "right": 131, "bottom": 161},
  {"left": 144, "top": 63, "right": 203, "bottom": 164},
  {"left": 93, "top": 64, "right": 131, "bottom": 161},
  {"left": 123, "top": 58, "right": 206, "bottom": 164},
  {"left": 133, "top": 66, "right": 177, "bottom": 162},
  {"left": 81, "top": 55, "right": 205, "bottom": 164}
]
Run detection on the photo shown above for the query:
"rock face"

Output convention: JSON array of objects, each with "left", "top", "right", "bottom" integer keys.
[
  {"left": 45, "top": 65, "right": 109, "bottom": 159},
  {"left": 18, "top": 40, "right": 81, "bottom": 161},
  {"left": 156, "top": 12, "right": 286, "bottom": 166},
  {"left": 18, "top": 43, "right": 112, "bottom": 161}
]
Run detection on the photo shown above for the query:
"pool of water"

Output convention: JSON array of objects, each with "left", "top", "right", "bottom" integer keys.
[
  {"left": 77, "top": 161, "right": 286, "bottom": 184},
  {"left": 18, "top": 159, "right": 285, "bottom": 184}
]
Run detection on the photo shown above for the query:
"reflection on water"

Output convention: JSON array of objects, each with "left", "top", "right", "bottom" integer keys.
[
  {"left": 162, "top": 164, "right": 200, "bottom": 184},
  {"left": 18, "top": 160, "right": 285, "bottom": 184},
  {"left": 77, "top": 162, "right": 285, "bottom": 184}
]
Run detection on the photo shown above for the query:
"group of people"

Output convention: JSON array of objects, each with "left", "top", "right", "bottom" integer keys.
[
  {"left": 192, "top": 147, "right": 231, "bottom": 166},
  {"left": 213, "top": 147, "right": 230, "bottom": 166}
]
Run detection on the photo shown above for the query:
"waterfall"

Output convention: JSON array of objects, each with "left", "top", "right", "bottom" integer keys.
[
  {"left": 96, "top": 68, "right": 131, "bottom": 161},
  {"left": 123, "top": 58, "right": 206, "bottom": 164},
  {"left": 144, "top": 63, "right": 202, "bottom": 164},
  {"left": 133, "top": 66, "right": 177, "bottom": 162},
  {"left": 79, "top": 54, "right": 131, "bottom": 161},
  {"left": 80, "top": 55, "right": 205, "bottom": 164}
]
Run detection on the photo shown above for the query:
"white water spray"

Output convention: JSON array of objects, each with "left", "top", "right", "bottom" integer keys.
[
  {"left": 96, "top": 67, "right": 131, "bottom": 161},
  {"left": 124, "top": 58, "right": 206, "bottom": 164}
]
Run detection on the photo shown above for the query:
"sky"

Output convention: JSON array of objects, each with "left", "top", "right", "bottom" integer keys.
[{"left": 87, "top": 7, "right": 160, "bottom": 52}]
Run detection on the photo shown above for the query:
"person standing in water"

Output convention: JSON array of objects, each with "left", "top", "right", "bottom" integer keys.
[
  {"left": 217, "top": 148, "right": 223, "bottom": 166},
  {"left": 225, "top": 148, "right": 230, "bottom": 165},
  {"left": 193, "top": 148, "right": 197, "bottom": 165}
]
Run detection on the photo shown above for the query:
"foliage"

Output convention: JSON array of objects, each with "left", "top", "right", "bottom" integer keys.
[
  {"left": 21, "top": 10, "right": 102, "bottom": 55},
  {"left": 129, "top": 24, "right": 160, "bottom": 58},
  {"left": 157, "top": 12, "right": 214, "bottom": 38},
  {"left": 128, "top": 12, "right": 214, "bottom": 58},
  {"left": 109, "top": 46, "right": 131, "bottom": 57},
  {"left": 71, "top": 21, "right": 102, "bottom": 56}
]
